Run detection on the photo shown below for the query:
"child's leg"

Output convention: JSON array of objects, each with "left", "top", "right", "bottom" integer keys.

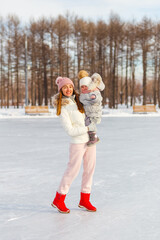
[
  {"left": 92, "top": 116, "right": 101, "bottom": 125},
  {"left": 81, "top": 144, "right": 96, "bottom": 193},
  {"left": 88, "top": 121, "right": 97, "bottom": 132},
  {"left": 87, "top": 121, "right": 99, "bottom": 146},
  {"left": 58, "top": 143, "right": 86, "bottom": 195}
]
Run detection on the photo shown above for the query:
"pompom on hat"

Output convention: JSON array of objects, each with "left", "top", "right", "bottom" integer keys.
[
  {"left": 78, "top": 69, "right": 92, "bottom": 88},
  {"left": 78, "top": 70, "right": 89, "bottom": 80},
  {"left": 78, "top": 69, "right": 105, "bottom": 91},
  {"left": 56, "top": 76, "right": 74, "bottom": 91}
]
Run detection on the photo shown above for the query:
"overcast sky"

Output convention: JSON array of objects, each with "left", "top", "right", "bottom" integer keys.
[{"left": 1, "top": 0, "right": 160, "bottom": 23}]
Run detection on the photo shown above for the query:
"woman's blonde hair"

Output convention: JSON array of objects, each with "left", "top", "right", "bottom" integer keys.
[{"left": 56, "top": 89, "right": 85, "bottom": 116}]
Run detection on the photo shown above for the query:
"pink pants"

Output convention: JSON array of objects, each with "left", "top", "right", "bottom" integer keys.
[{"left": 58, "top": 143, "right": 96, "bottom": 195}]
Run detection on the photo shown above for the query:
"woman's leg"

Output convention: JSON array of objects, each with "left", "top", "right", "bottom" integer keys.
[
  {"left": 78, "top": 144, "right": 97, "bottom": 211},
  {"left": 81, "top": 144, "right": 96, "bottom": 193},
  {"left": 58, "top": 143, "right": 86, "bottom": 195}
]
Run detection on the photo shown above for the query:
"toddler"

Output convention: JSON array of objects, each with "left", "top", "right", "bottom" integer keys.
[{"left": 78, "top": 70, "right": 105, "bottom": 146}]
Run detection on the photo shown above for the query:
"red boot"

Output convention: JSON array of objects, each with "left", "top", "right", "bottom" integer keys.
[
  {"left": 78, "top": 192, "right": 97, "bottom": 212},
  {"left": 51, "top": 192, "right": 70, "bottom": 213}
]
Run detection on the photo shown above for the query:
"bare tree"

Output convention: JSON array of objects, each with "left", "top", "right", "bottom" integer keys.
[
  {"left": 0, "top": 17, "right": 5, "bottom": 108},
  {"left": 54, "top": 15, "right": 70, "bottom": 76},
  {"left": 10, "top": 15, "right": 23, "bottom": 108},
  {"left": 1, "top": 14, "right": 160, "bottom": 108},
  {"left": 137, "top": 18, "right": 153, "bottom": 105},
  {"left": 108, "top": 14, "right": 123, "bottom": 108}
]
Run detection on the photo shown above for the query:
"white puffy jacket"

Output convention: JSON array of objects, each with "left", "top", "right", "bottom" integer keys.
[{"left": 53, "top": 94, "right": 89, "bottom": 144}]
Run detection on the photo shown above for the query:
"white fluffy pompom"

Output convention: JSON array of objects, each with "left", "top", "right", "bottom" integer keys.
[{"left": 56, "top": 76, "right": 63, "bottom": 85}]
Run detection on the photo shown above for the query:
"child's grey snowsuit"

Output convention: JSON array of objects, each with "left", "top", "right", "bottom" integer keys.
[
  {"left": 79, "top": 90, "right": 103, "bottom": 131},
  {"left": 79, "top": 73, "right": 105, "bottom": 132}
]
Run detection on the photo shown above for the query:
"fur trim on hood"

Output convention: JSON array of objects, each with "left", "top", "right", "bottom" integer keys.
[{"left": 52, "top": 93, "right": 70, "bottom": 107}]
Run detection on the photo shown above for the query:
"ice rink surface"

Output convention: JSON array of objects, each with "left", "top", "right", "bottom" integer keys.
[{"left": 0, "top": 117, "right": 160, "bottom": 240}]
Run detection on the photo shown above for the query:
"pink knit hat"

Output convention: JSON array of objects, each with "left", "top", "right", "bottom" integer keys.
[{"left": 56, "top": 76, "right": 74, "bottom": 92}]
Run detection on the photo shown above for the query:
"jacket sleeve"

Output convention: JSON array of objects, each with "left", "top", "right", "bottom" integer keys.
[
  {"left": 80, "top": 93, "right": 99, "bottom": 105},
  {"left": 59, "top": 108, "right": 88, "bottom": 137},
  {"left": 79, "top": 94, "right": 91, "bottom": 105},
  {"left": 98, "top": 81, "right": 105, "bottom": 91},
  {"left": 80, "top": 92, "right": 102, "bottom": 105},
  {"left": 89, "top": 92, "right": 102, "bottom": 104}
]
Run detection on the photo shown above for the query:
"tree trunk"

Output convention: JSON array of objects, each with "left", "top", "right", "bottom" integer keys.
[
  {"left": 125, "top": 45, "right": 129, "bottom": 108},
  {"left": 142, "top": 50, "right": 147, "bottom": 105}
]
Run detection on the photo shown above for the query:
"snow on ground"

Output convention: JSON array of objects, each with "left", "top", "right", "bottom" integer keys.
[
  {"left": 0, "top": 105, "right": 160, "bottom": 118},
  {"left": 0, "top": 107, "right": 57, "bottom": 119},
  {"left": 0, "top": 117, "right": 160, "bottom": 240}
]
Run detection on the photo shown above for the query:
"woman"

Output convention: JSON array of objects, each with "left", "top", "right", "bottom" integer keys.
[{"left": 51, "top": 76, "right": 97, "bottom": 214}]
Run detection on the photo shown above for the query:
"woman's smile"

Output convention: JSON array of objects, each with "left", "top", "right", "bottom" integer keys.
[{"left": 62, "top": 84, "right": 73, "bottom": 97}]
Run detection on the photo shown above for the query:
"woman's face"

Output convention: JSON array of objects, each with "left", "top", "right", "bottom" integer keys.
[{"left": 62, "top": 84, "right": 73, "bottom": 97}]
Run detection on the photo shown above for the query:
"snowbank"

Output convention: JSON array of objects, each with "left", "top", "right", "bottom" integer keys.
[
  {"left": 0, "top": 107, "right": 57, "bottom": 119},
  {"left": 103, "top": 105, "right": 160, "bottom": 117},
  {"left": 0, "top": 105, "right": 160, "bottom": 118}
]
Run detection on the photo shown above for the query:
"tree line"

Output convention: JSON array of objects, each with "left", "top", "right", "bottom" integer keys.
[{"left": 0, "top": 13, "right": 160, "bottom": 108}]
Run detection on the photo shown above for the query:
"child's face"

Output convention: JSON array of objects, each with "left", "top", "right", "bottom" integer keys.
[{"left": 81, "top": 85, "right": 88, "bottom": 93}]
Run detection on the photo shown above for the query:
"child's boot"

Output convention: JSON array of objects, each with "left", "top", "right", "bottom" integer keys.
[{"left": 87, "top": 131, "right": 99, "bottom": 146}]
